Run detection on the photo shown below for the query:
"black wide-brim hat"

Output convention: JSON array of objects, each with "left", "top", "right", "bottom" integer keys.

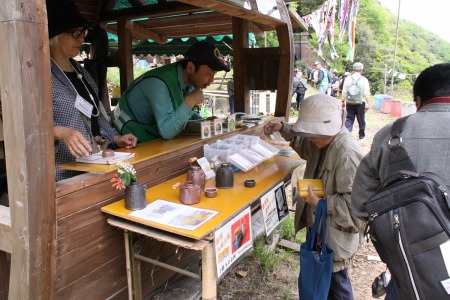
[{"left": 46, "top": 0, "right": 91, "bottom": 39}]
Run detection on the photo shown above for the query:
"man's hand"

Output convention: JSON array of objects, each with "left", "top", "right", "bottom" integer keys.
[
  {"left": 54, "top": 126, "right": 91, "bottom": 158},
  {"left": 114, "top": 134, "right": 137, "bottom": 149},
  {"left": 184, "top": 89, "right": 205, "bottom": 108}
]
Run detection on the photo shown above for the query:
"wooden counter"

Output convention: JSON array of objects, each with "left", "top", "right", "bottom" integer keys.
[
  {"left": 53, "top": 123, "right": 302, "bottom": 299},
  {"left": 101, "top": 154, "right": 301, "bottom": 299},
  {"left": 58, "top": 126, "right": 266, "bottom": 174},
  {"left": 102, "top": 154, "right": 299, "bottom": 240}
]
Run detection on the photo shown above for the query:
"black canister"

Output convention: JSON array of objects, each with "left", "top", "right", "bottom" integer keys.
[{"left": 215, "top": 163, "right": 234, "bottom": 189}]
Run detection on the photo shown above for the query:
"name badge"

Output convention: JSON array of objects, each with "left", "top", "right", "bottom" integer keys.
[{"left": 74, "top": 94, "right": 94, "bottom": 118}]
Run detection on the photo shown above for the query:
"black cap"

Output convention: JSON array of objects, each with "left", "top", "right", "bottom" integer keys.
[
  {"left": 184, "top": 41, "right": 230, "bottom": 72},
  {"left": 47, "top": 0, "right": 91, "bottom": 39}
]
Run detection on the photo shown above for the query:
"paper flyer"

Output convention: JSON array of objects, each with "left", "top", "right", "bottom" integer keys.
[
  {"left": 196, "top": 157, "right": 215, "bottom": 180},
  {"left": 75, "top": 151, "right": 135, "bottom": 164},
  {"left": 129, "top": 199, "right": 218, "bottom": 231},
  {"left": 214, "top": 207, "right": 252, "bottom": 278},
  {"left": 260, "top": 181, "right": 288, "bottom": 236}
]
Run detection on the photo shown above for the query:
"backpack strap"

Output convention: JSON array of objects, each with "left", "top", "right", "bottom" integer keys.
[{"left": 388, "top": 116, "right": 417, "bottom": 175}]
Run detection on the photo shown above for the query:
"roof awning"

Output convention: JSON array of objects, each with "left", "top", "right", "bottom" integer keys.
[{"left": 107, "top": 33, "right": 257, "bottom": 56}]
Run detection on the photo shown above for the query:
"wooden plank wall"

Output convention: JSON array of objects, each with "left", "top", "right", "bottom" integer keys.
[{"left": 54, "top": 126, "right": 263, "bottom": 298}]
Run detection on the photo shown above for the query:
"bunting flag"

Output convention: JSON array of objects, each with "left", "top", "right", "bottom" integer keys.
[
  {"left": 346, "top": 0, "right": 360, "bottom": 61},
  {"left": 303, "top": 0, "right": 360, "bottom": 61}
]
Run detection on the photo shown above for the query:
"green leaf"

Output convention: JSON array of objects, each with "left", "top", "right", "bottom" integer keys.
[{"left": 120, "top": 173, "right": 132, "bottom": 186}]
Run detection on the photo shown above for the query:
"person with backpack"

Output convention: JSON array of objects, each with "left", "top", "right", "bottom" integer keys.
[
  {"left": 351, "top": 63, "right": 450, "bottom": 299},
  {"left": 341, "top": 62, "right": 371, "bottom": 140}
]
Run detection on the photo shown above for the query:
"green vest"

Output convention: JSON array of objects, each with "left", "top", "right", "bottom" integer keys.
[
  {"left": 111, "top": 63, "right": 184, "bottom": 142},
  {"left": 318, "top": 68, "right": 329, "bottom": 86}
]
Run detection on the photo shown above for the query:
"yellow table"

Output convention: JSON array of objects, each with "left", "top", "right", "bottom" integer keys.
[{"left": 101, "top": 155, "right": 300, "bottom": 299}]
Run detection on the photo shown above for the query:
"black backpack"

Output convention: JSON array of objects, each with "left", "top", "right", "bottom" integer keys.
[{"left": 364, "top": 116, "right": 450, "bottom": 299}]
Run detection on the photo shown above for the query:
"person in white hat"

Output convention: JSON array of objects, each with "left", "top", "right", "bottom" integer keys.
[{"left": 264, "top": 94, "right": 364, "bottom": 299}]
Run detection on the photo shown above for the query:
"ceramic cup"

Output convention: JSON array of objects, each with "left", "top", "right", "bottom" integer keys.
[
  {"left": 204, "top": 188, "right": 217, "bottom": 198},
  {"left": 102, "top": 149, "right": 115, "bottom": 158},
  {"left": 244, "top": 179, "right": 256, "bottom": 188}
]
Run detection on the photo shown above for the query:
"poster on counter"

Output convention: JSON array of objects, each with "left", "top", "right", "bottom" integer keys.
[
  {"left": 214, "top": 207, "right": 252, "bottom": 278},
  {"left": 129, "top": 199, "right": 218, "bottom": 231},
  {"left": 260, "top": 181, "right": 288, "bottom": 236}
]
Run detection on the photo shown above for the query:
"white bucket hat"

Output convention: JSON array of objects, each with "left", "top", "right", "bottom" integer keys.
[{"left": 292, "top": 94, "right": 343, "bottom": 137}]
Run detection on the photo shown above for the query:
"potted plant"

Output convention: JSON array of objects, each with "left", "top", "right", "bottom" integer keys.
[{"left": 111, "top": 161, "right": 146, "bottom": 210}]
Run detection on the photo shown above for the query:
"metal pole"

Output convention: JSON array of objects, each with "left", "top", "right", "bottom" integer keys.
[
  {"left": 384, "top": 64, "right": 387, "bottom": 95},
  {"left": 390, "top": 0, "right": 401, "bottom": 96}
]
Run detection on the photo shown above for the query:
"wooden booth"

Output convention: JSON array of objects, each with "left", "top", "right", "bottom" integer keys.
[{"left": 0, "top": 0, "right": 304, "bottom": 298}]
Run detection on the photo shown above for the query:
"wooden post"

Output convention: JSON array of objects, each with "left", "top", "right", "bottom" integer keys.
[
  {"left": 117, "top": 17, "right": 134, "bottom": 92},
  {"left": 232, "top": 17, "right": 250, "bottom": 114},
  {"left": 274, "top": 0, "right": 294, "bottom": 119},
  {"left": 201, "top": 242, "right": 216, "bottom": 300},
  {"left": 0, "top": 0, "right": 56, "bottom": 298}
]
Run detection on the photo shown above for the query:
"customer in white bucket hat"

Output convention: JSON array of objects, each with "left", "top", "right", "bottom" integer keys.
[{"left": 264, "top": 94, "right": 365, "bottom": 299}]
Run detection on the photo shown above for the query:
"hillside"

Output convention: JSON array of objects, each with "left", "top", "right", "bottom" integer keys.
[{"left": 281, "top": 0, "right": 450, "bottom": 100}]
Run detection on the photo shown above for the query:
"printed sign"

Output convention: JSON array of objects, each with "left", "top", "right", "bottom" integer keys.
[
  {"left": 214, "top": 118, "right": 223, "bottom": 135},
  {"left": 214, "top": 207, "right": 253, "bottom": 278},
  {"left": 260, "top": 181, "right": 288, "bottom": 235},
  {"left": 227, "top": 115, "right": 236, "bottom": 132},
  {"left": 201, "top": 121, "right": 211, "bottom": 139}
]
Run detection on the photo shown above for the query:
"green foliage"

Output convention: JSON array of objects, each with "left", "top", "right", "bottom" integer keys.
[
  {"left": 280, "top": 215, "right": 306, "bottom": 244},
  {"left": 295, "top": 0, "right": 450, "bottom": 101}
]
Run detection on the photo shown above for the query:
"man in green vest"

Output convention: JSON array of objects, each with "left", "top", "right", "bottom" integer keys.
[
  {"left": 314, "top": 61, "right": 329, "bottom": 94},
  {"left": 111, "top": 41, "right": 230, "bottom": 142}
]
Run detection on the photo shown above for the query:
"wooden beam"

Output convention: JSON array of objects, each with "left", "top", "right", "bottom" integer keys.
[
  {"left": 287, "top": 4, "right": 308, "bottom": 31},
  {"left": 0, "top": 0, "right": 56, "bottom": 298},
  {"left": 117, "top": 17, "right": 134, "bottom": 91},
  {"left": 274, "top": 0, "right": 294, "bottom": 119},
  {"left": 131, "top": 22, "right": 167, "bottom": 44},
  {"left": 178, "top": 0, "right": 286, "bottom": 27}
]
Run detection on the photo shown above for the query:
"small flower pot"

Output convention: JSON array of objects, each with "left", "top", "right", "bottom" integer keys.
[{"left": 124, "top": 181, "right": 147, "bottom": 210}]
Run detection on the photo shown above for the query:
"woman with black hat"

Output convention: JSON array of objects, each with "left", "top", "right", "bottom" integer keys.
[{"left": 47, "top": 0, "right": 137, "bottom": 181}]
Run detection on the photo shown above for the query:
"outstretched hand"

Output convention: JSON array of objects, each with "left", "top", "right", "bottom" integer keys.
[
  {"left": 54, "top": 126, "right": 92, "bottom": 158},
  {"left": 263, "top": 121, "right": 282, "bottom": 135}
]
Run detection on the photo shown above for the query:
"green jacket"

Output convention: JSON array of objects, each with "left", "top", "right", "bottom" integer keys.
[{"left": 111, "top": 63, "right": 184, "bottom": 142}]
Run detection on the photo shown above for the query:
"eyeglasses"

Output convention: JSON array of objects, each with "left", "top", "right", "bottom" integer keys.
[{"left": 66, "top": 28, "right": 89, "bottom": 39}]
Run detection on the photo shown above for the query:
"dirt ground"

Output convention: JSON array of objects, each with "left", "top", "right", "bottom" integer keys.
[{"left": 217, "top": 108, "right": 396, "bottom": 300}]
